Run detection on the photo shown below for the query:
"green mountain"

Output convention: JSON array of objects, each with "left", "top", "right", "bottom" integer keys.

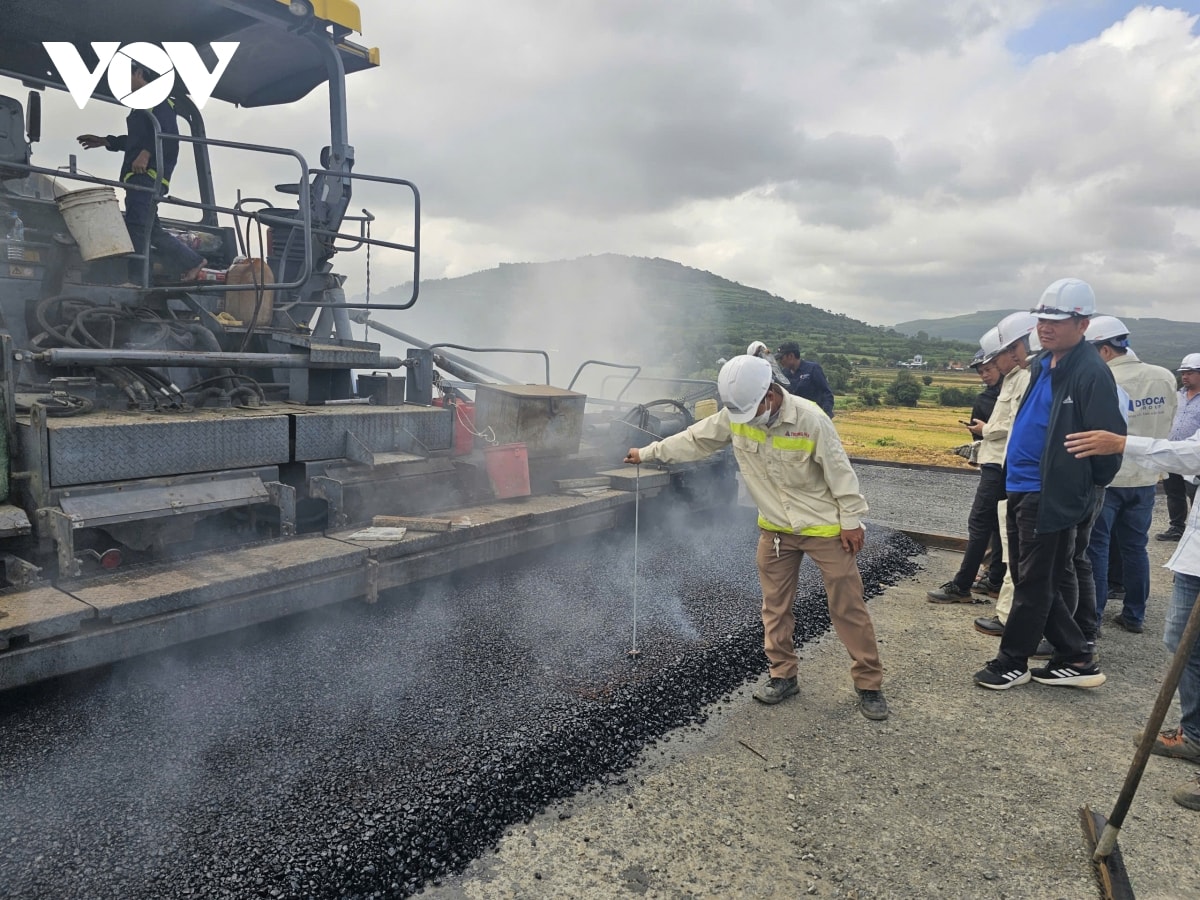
[
  {"left": 362, "top": 255, "right": 978, "bottom": 386},
  {"left": 895, "top": 311, "right": 1200, "bottom": 373}
]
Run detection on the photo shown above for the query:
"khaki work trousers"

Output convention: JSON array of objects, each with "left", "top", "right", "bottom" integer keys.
[{"left": 755, "top": 530, "right": 884, "bottom": 690}]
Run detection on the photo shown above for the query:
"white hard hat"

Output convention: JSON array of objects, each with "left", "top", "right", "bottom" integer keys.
[
  {"left": 747, "top": 340, "right": 770, "bottom": 357},
  {"left": 1086, "top": 315, "right": 1130, "bottom": 347},
  {"left": 978, "top": 326, "right": 1003, "bottom": 363},
  {"left": 718, "top": 355, "right": 773, "bottom": 423},
  {"left": 1179, "top": 352, "right": 1200, "bottom": 372},
  {"left": 996, "top": 311, "right": 1038, "bottom": 351},
  {"left": 1032, "top": 278, "right": 1096, "bottom": 320}
]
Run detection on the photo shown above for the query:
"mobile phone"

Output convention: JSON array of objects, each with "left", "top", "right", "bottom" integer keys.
[{"left": 959, "top": 419, "right": 972, "bottom": 426}]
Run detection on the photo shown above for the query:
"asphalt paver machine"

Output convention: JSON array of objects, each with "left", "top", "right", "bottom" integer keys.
[{"left": 0, "top": 1, "right": 732, "bottom": 690}]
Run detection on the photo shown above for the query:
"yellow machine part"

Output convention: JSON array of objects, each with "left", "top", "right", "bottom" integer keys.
[{"left": 275, "top": 0, "right": 362, "bottom": 33}]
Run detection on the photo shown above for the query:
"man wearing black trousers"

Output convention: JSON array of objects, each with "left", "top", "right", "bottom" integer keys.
[{"left": 974, "top": 278, "right": 1125, "bottom": 691}]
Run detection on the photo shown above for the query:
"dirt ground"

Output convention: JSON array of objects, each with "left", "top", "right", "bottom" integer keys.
[{"left": 427, "top": 500, "right": 1198, "bottom": 900}]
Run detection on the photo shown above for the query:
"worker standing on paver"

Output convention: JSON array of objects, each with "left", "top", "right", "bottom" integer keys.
[{"left": 624, "top": 355, "right": 888, "bottom": 720}]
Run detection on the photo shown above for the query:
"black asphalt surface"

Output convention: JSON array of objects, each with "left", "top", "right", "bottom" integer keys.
[{"left": 0, "top": 503, "right": 922, "bottom": 899}]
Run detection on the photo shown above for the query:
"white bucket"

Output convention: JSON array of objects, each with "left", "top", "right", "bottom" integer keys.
[{"left": 55, "top": 187, "right": 134, "bottom": 261}]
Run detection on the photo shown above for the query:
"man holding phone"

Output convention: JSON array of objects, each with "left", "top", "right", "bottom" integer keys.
[{"left": 930, "top": 331, "right": 1007, "bottom": 602}]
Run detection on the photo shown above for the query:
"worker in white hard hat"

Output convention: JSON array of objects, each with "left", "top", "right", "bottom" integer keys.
[
  {"left": 971, "top": 312, "right": 1039, "bottom": 638},
  {"left": 746, "top": 340, "right": 789, "bottom": 387},
  {"left": 975, "top": 278, "right": 1125, "bottom": 691},
  {"left": 624, "top": 355, "right": 888, "bottom": 720},
  {"left": 928, "top": 327, "right": 1008, "bottom": 603},
  {"left": 1158, "top": 352, "right": 1200, "bottom": 542},
  {"left": 1083, "top": 315, "right": 1177, "bottom": 634}
]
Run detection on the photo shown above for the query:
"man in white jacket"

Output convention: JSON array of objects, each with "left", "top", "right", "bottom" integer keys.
[
  {"left": 1084, "top": 317, "right": 1178, "bottom": 634},
  {"left": 1065, "top": 426, "right": 1200, "bottom": 811},
  {"left": 624, "top": 355, "right": 887, "bottom": 720}
]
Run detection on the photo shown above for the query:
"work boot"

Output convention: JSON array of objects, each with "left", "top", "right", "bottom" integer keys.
[
  {"left": 1157, "top": 528, "right": 1184, "bottom": 542},
  {"left": 856, "top": 688, "right": 889, "bottom": 720},
  {"left": 753, "top": 675, "right": 798, "bottom": 705},
  {"left": 971, "top": 577, "right": 1002, "bottom": 599},
  {"left": 927, "top": 581, "right": 980, "bottom": 604},
  {"left": 1112, "top": 614, "right": 1144, "bottom": 634},
  {"left": 1150, "top": 726, "right": 1200, "bottom": 762},
  {"left": 1173, "top": 773, "right": 1200, "bottom": 811},
  {"left": 974, "top": 615, "right": 1004, "bottom": 637}
]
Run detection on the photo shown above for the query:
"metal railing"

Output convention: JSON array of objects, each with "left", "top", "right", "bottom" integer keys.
[{"left": 429, "top": 344, "right": 551, "bottom": 385}]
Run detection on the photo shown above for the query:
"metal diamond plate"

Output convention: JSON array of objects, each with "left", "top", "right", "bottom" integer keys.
[
  {"left": 292, "top": 407, "right": 453, "bottom": 460},
  {"left": 48, "top": 415, "right": 290, "bottom": 486}
]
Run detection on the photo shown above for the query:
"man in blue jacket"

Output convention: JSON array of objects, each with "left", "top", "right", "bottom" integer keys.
[
  {"left": 975, "top": 278, "right": 1126, "bottom": 690},
  {"left": 77, "top": 61, "right": 205, "bottom": 282},
  {"left": 775, "top": 341, "right": 835, "bottom": 417}
]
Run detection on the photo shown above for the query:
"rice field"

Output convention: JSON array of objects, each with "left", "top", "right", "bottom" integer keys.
[{"left": 832, "top": 367, "right": 984, "bottom": 468}]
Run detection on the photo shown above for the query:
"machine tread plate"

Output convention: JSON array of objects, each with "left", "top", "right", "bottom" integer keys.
[
  {"left": 59, "top": 475, "right": 270, "bottom": 525},
  {"left": 0, "top": 585, "right": 95, "bottom": 648},
  {"left": 44, "top": 409, "right": 290, "bottom": 486},
  {"left": 291, "top": 405, "right": 453, "bottom": 460},
  {"left": 67, "top": 536, "right": 368, "bottom": 624},
  {"left": 0, "top": 502, "right": 33, "bottom": 537}
]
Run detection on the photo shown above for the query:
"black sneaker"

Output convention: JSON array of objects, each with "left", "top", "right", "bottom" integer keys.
[
  {"left": 753, "top": 675, "right": 798, "bottom": 704},
  {"left": 971, "top": 577, "right": 1002, "bottom": 599},
  {"left": 974, "top": 615, "right": 1004, "bottom": 637},
  {"left": 1157, "top": 528, "right": 1184, "bottom": 542},
  {"left": 974, "top": 659, "right": 1030, "bottom": 690},
  {"left": 856, "top": 688, "right": 889, "bottom": 720},
  {"left": 928, "top": 581, "right": 981, "bottom": 604},
  {"left": 1030, "top": 662, "right": 1106, "bottom": 687}
]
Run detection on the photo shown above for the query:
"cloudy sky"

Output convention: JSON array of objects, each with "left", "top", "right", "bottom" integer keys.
[{"left": 10, "top": 1, "right": 1200, "bottom": 327}]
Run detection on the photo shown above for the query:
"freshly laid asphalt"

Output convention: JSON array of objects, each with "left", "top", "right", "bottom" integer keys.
[{"left": 0, "top": 492, "right": 923, "bottom": 899}]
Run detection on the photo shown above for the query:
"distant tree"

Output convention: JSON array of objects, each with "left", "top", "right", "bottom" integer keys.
[
  {"left": 939, "top": 386, "right": 977, "bottom": 406},
  {"left": 818, "top": 353, "right": 853, "bottom": 393},
  {"left": 858, "top": 388, "right": 882, "bottom": 407},
  {"left": 886, "top": 370, "right": 922, "bottom": 407},
  {"left": 922, "top": 375, "right": 933, "bottom": 386}
]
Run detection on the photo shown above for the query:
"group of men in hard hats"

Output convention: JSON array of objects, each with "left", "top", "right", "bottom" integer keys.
[
  {"left": 928, "top": 280, "right": 1199, "bottom": 812},
  {"left": 624, "top": 277, "right": 1200, "bottom": 812}
]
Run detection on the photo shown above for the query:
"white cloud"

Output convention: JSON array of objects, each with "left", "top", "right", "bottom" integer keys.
[{"left": 6, "top": 2, "right": 1200, "bottom": 327}]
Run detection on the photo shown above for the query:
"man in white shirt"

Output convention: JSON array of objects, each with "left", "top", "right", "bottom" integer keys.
[{"left": 1066, "top": 425, "right": 1200, "bottom": 811}]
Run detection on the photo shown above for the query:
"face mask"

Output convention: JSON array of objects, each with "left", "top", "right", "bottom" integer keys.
[{"left": 746, "top": 396, "right": 779, "bottom": 428}]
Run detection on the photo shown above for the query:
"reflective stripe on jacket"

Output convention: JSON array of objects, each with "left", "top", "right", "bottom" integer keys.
[{"left": 638, "top": 391, "right": 867, "bottom": 534}]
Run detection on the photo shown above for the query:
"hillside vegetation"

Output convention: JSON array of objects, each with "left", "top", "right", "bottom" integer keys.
[{"left": 366, "top": 255, "right": 979, "bottom": 382}]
